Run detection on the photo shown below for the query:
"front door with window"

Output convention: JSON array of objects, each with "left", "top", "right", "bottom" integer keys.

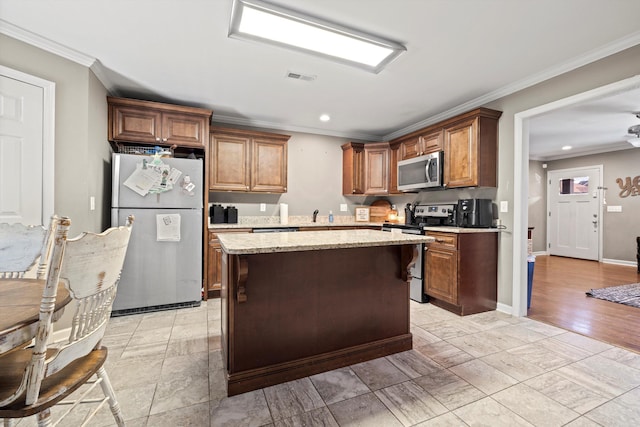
[{"left": 547, "top": 166, "right": 602, "bottom": 260}]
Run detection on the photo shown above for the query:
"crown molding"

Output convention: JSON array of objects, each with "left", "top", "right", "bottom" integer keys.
[
  {"left": 384, "top": 30, "right": 640, "bottom": 141},
  {"left": 212, "top": 114, "right": 383, "bottom": 142},
  {"left": 0, "top": 19, "right": 96, "bottom": 67}
]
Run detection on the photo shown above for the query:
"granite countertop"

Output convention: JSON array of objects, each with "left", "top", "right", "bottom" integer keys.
[
  {"left": 209, "top": 218, "right": 382, "bottom": 230},
  {"left": 217, "top": 229, "right": 434, "bottom": 255},
  {"left": 423, "top": 226, "right": 502, "bottom": 233}
]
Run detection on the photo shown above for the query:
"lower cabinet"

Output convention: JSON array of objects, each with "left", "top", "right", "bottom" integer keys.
[
  {"left": 207, "top": 229, "right": 252, "bottom": 297},
  {"left": 424, "top": 231, "right": 497, "bottom": 315}
]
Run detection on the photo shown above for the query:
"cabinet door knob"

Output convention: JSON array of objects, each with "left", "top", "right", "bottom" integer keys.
[
  {"left": 162, "top": 138, "right": 168, "bottom": 142},
  {"left": 155, "top": 137, "right": 161, "bottom": 141}
]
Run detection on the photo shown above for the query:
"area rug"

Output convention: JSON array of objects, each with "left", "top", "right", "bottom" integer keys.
[{"left": 586, "top": 283, "right": 640, "bottom": 308}]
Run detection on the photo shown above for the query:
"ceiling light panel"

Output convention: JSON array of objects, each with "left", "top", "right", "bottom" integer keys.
[{"left": 229, "top": 0, "right": 406, "bottom": 73}]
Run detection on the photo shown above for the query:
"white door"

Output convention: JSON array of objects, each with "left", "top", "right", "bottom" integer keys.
[
  {"left": 547, "top": 166, "right": 602, "bottom": 260},
  {"left": 0, "top": 69, "right": 51, "bottom": 225}
]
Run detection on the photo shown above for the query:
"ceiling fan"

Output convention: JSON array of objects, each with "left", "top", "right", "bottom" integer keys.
[{"left": 627, "top": 112, "right": 640, "bottom": 147}]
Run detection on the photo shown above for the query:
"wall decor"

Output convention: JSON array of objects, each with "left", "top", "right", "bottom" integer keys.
[
  {"left": 355, "top": 207, "right": 370, "bottom": 222},
  {"left": 616, "top": 176, "right": 640, "bottom": 198}
]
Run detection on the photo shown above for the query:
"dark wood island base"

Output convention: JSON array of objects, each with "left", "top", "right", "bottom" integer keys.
[{"left": 221, "top": 244, "right": 417, "bottom": 396}]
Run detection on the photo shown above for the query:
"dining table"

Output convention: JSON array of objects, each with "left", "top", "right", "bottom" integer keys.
[{"left": 0, "top": 278, "right": 71, "bottom": 355}]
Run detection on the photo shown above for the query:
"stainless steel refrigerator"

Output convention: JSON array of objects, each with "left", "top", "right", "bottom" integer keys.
[{"left": 111, "top": 153, "right": 202, "bottom": 315}]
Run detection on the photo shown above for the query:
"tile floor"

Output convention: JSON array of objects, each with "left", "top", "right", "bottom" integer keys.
[{"left": 10, "top": 299, "right": 640, "bottom": 426}]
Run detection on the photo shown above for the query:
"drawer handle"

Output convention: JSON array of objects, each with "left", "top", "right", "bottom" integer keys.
[{"left": 435, "top": 238, "right": 446, "bottom": 243}]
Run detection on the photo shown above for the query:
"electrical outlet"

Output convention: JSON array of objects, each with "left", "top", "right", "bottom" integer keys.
[
  {"left": 340, "top": 204, "right": 348, "bottom": 212},
  {"left": 260, "top": 203, "right": 266, "bottom": 212},
  {"left": 500, "top": 201, "right": 508, "bottom": 213},
  {"left": 607, "top": 205, "right": 622, "bottom": 212}
]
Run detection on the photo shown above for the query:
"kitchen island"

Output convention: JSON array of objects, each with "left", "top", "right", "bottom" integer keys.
[{"left": 217, "top": 229, "right": 433, "bottom": 396}]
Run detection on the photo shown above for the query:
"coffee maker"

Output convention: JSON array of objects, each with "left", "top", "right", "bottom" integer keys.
[{"left": 457, "top": 199, "right": 493, "bottom": 228}]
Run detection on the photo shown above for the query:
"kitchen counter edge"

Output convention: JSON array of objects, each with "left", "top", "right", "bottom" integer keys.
[{"left": 217, "top": 229, "right": 434, "bottom": 255}]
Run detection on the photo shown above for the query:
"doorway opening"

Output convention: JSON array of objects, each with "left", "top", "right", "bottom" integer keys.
[{"left": 512, "top": 75, "right": 640, "bottom": 317}]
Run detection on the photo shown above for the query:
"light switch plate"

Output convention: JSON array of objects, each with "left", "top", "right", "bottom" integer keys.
[
  {"left": 260, "top": 203, "right": 266, "bottom": 212},
  {"left": 340, "top": 204, "right": 348, "bottom": 212},
  {"left": 90, "top": 196, "right": 95, "bottom": 211},
  {"left": 500, "top": 201, "right": 508, "bottom": 213},
  {"left": 607, "top": 205, "right": 622, "bottom": 212}
]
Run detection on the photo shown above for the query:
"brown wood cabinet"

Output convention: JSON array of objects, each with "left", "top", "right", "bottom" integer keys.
[
  {"left": 107, "top": 97, "right": 212, "bottom": 148},
  {"left": 424, "top": 231, "right": 497, "bottom": 315},
  {"left": 364, "top": 142, "right": 390, "bottom": 195},
  {"left": 443, "top": 109, "right": 501, "bottom": 188},
  {"left": 342, "top": 142, "right": 365, "bottom": 195},
  {"left": 342, "top": 141, "right": 398, "bottom": 196},
  {"left": 207, "top": 229, "right": 252, "bottom": 297},
  {"left": 209, "top": 127, "right": 289, "bottom": 193},
  {"left": 389, "top": 107, "right": 501, "bottom": 189},
  {"left": 398, "top": 129, "right": 443, "bottom": 160}
]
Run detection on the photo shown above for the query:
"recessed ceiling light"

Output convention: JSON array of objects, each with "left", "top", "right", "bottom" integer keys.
[
  {"left": 561, "top": 145, "right": 572, "bottom": 151},
  {"left": 228, "top": 0, "right": 406, "bottom": 73},
  {"left": 319, "top": 114, "right": 331, "bottom": 122}
]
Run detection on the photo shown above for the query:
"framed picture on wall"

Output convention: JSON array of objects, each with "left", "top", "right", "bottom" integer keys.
[{"left": 355, "top": 207, "right": 370, "bottom": 222}]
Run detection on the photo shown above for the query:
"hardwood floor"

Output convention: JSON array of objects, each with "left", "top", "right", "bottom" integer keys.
[{"left": 527, "top": 255, "right": 640, "bottom": 353}]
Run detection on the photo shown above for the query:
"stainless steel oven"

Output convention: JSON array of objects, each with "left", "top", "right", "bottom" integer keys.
[{"left": 380, "top": 223, "right": 428, "bottom": 303}]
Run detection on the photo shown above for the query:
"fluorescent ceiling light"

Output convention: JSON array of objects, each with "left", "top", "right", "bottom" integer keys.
[
  {"left": 319, "top": 114, "right": 331, "bottom": 122},
  {"left": 229, "top": 0, "right": 406, "bottom": 73},
  {"left": 561, "top": 145, "right": 572, "bottom": 151}
]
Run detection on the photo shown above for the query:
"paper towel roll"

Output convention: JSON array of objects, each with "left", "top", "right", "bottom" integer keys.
[{"left": 280, "top": 203, "right": 288, "bottom": 224}]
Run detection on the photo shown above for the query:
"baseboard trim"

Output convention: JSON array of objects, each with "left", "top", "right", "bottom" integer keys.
[
  {"left": 602, "top": 258, "right": 637, "bottom": 267},
  {"left": 496, "top": 302, "right": 513, "bottom": 315},
  {"left": 226, "top": 334, "right": 412, "bottom": 396}
]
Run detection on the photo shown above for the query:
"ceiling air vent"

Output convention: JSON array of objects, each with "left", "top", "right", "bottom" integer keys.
[{"left": 286, "top": 71, "right": 316, "bottom": 82}]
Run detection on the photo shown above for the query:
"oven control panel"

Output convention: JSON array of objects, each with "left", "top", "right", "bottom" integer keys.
[{"left": 414, "top": 204, "right": 455, "bottom": 218}]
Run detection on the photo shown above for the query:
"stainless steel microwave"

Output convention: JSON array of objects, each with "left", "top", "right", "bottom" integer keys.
[{"left": 397, "top": 151, "right": 443, "bottom": 191}]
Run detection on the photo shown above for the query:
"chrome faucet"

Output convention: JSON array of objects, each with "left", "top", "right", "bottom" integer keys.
[{"left": 312, "top": 209, "right": 319, "bottom": 222}]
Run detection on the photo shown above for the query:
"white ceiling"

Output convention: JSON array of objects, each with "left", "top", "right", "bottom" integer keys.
[{"left": 2, "top": 0, "right": 640, "bottom": 159}]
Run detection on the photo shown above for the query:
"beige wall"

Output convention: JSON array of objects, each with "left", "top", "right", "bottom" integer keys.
[
  {"left": 0, "top": 34, "right": 109, "bottom": 237},
  {"left": 486, "top": 43, "right": 640, "bottom": 308},
  {"left": 546, "top": 149, "right": 640, "bottom": 262},
  {"left": 528, "top": 160, "right": 547, "bottom": 253},
  {"left": 3, "top": 32, "right": 640, "bottom": 312}
]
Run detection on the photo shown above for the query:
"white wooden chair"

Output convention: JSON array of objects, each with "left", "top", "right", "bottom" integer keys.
[
  {"left": 0, "top": 218, "right": 56, "bottom": 279},
  {"left": 0, "top": 216, "right": 134, "bottom": 427}
]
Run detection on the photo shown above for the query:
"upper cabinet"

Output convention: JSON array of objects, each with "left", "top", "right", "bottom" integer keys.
[
  {"left": 390, "top": 107, "right": 501, "bottom": 189},
  {"left": 107, "top": 97, "right": 212, "bottom": 148},
  {"left": 342, "top": 142, "right": 364, "bottom": 195},
  {"left": 398, "top": 129, "right": 444, "bottom": 160},
  {"left": 363, "top": 142, "right": 390, "bottom": 195},
  {"left": 209, "top": 127, "right": 289, "bottom": 193},
  {"left": 342, "top": 142, "right": 398, "bottom": 196},
  {"left": 443, "top": 108, "right": 501, "bottom": 188}
]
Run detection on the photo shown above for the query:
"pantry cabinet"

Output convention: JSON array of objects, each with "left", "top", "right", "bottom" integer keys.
[
  {"left": 209, "top": 127, "right": 289, "bottom": 193},
  {"left": 107, "top": 96, "right": 212, "bottom": 148},
  {"left": 424, "top": 231, "right": 497, "bottom": 315}
]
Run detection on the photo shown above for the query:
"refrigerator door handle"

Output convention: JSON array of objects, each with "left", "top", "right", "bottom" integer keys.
[{"left": 112, "top": 153, "right": 121, "bottom": 208}]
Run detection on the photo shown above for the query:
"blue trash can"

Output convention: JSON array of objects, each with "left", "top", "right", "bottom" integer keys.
[{"left": 527, "top": 255, "right": 536, "bottom": 309}]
